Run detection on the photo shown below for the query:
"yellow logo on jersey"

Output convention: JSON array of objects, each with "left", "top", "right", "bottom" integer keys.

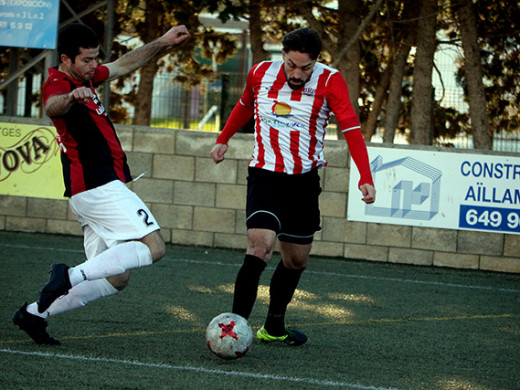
[{"left": 272, "top": 101, "right": 292, "bottom": 117}]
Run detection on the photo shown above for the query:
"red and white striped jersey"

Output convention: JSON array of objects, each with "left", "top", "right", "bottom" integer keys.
[{"left": 242, "top": 60, "right": 360, "bottom": 174}]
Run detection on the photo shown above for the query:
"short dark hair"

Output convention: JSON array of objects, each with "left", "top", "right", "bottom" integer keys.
[
  {"left": 282, "top": 27, "right": 322, "bottom": 60},
  {"left": 58, "top": 23, "right": 99, "bottom": 63}
]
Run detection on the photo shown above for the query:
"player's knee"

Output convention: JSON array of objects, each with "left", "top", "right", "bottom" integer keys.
[
  {"left": 287, "top": 260, "right": 307, "bottom": 271},
  {"left": 247, "top": 239, "right": 274, "bottom": 261},
  {"left": 141, "top": 231, "right": 166, "bottom": 263},
  {"left": 150, "top": 239, "right": 166, "bottom": 262},
  {"left": 250, "top": 246, "right": 272, "bottom": 261},
  {"left": 107, "top": 271, "right": 131, "bottom": 291},
  {"left": 282, "top": 253, "right": 309, "bottom": 270},
  {"left": 247, "top": 228, "right": 277, "bottom": 261}
]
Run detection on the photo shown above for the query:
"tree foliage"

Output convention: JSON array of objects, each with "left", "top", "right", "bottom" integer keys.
[
  {"left": 236, "top": 0, "right": 519, "bottom": 147},
  {"left": 451, "top": 0, "right": 520, "bottom": 135},
  {"left": 111, "top": 0, "right": 239, "bottom": 124},
  {"left": 2, "top": 0, "right": 518, "bottom": 147}
]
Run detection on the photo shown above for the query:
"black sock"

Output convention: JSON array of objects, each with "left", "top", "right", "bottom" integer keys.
[
  {"left": 264, "top": 261, "right": 304, "bottom": 336},
  {"left": 232, "top": 254, "right": 266, "bottom": 319}
]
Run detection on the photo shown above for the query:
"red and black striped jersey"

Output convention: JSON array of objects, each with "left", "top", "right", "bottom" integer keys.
[{"left": 43, "top": 66, "right": 132, "bottom": 197}]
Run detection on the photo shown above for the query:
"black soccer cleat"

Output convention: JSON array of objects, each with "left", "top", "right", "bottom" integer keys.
[
  {"left": 37, "top": 263, "right": 71, "bottom": 313},
  {"left": 12, "top": 303, "right": 61, "bottom": 345}
]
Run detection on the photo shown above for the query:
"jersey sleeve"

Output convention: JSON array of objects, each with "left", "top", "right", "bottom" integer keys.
[
  {"left": 343, "top": 128, "right": 374, "bottom": 188},
  {"left": 215, "top": 64, "right": 259, "bottom": 145},
  {"left": 42, "top": 77, "right": 72, "bottom": 105},
  {"left": 325, "top": 71, "right": 360, "bottom": 131},
  {"left": 325, "top": 71, "right": 373, "bottom": 187},
  {"left": 93, "top": 65, "right": 110, "bottom": 86}
]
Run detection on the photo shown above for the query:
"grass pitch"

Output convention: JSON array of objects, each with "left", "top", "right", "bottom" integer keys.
[{"left": 1, "top": 231, "right": 519, "bottom": 389}]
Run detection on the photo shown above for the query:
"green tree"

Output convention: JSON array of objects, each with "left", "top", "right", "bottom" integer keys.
[
  {"left": 114, "top": 0, "right": 238, "bottom": 126},
  {"left": 449, "top": 0, "right": 520, "bottom": 145}
]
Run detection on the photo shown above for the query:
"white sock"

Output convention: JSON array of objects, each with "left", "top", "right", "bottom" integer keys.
[
  {"left": 26, "top": 302, "right": 47, "bottom": 319},
  {"left": 26, "top": 279, "right": 119, "bottom": 319},
  {"left": 68, "top": 241, "right": 152, "bottom": 286},
  {"left": 47, "top": 278, "right": 118, "bottom": 316}
]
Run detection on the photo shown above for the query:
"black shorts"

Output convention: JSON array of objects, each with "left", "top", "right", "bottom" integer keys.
[{"left": 246, "top": 167, "right": 322, "bottom": 245}]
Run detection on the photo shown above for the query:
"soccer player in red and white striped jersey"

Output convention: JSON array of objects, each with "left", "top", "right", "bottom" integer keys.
[{"left": 211, "top": 27, "right": 376, "bottom": 346}]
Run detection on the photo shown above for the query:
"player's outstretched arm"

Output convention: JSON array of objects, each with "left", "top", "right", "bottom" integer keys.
[{"left": 105, "top": 25, "right": 190, "bottom": 81}]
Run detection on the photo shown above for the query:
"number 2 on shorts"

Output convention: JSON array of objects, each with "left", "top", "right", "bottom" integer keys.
[{"left": 137, "top": 209, "right": 154, "bottom": 227}]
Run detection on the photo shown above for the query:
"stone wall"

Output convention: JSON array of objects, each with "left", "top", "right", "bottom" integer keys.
[{"left": 1, "top": 118, "right": 519, "bottom": 273}]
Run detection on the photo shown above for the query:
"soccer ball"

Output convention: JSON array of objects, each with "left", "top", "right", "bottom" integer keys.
[{"left": 206, "top": 312, "right": 253, "bottom": 359}]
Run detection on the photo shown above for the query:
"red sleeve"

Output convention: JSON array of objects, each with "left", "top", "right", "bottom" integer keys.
[
  {"left": 43, "top": 78, "right": 71, "bottom": 105},
  {"left": 93, "top": 65, "right": 110, "bottom": 86},
  {"left": 325, "top": 71, "right": 360, "bottom": 132},
  {"left": 324, "top": 70, "right": 371, "bottom": 187},
  {"left": 216, "top": 102, "right": 254, "bottom": 145},
  {"left": 215, "top": 64, "right": 260, "bottom": 145},
  {"left": 343, "top": 128, "right": 374, "bottom": 188}
]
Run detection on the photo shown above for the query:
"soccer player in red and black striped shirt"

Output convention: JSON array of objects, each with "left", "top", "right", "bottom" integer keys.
[
  {"left": 13, "top": 23, "right": 190, "bottom": 345},
  {"left": 210, "top": 27, "right": 376, "bottom": 346}
]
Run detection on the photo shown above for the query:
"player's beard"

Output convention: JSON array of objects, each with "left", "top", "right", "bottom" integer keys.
[{"left": 287, "top": 78, "right": 305, "bottom": 90}]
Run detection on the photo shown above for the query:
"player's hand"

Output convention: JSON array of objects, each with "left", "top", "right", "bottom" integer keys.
[
  {"left": 359, "top": 183, "right": 376, "bottom": 204},
  {"left": 210, "top": 143, "right": 228, "bottom": 164},
  {"left": 70, "top": 87, "right": 93, "bottom": 105},
  {"left": 161, "top": 25, "right": 190, "bottom": 46}
]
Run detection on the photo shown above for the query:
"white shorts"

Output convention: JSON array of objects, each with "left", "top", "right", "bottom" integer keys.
[{"left": 69, "top": 180, "right": 160, "bottom": 258}]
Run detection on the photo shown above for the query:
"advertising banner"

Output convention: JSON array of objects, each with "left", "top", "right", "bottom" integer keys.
[
  {"left": 0, "top": 122, "right": 64, "bottom": 199},
  {"left": 348, "top": 146, "right": 520, "bottom": 235},
  {"left": 0, "top": 0, "right": 60, "bottom": 49}
]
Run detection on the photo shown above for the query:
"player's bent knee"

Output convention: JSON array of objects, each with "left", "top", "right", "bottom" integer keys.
[
  {"left": 249, "top": 246, "right": 273, "bottom": 261},
  {"left": 151, "top": 240, "right": 166, "bottom": 263},
  {"left": 107, "top": 271, "right": 131, "bottom": 291},
  {"left": 141, "top": 230, "right": 166, "bottom": 263},
  {"left": 247, "top": 228, "right": 277, "bottom": 261}
]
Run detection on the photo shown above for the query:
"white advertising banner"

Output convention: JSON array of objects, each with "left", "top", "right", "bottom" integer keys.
[{"left": 348, "top": 146, "right": 520, "bottom": 235}]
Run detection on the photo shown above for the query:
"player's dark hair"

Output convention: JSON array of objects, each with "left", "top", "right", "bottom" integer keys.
[
  {"left": 58, "top": 23, "right": 99, "bottom": 63},
  {"left": 282, "top": 27, "right": 322, "bottom": 60}
]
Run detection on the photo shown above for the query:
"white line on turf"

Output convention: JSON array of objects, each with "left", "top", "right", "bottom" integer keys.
[
  {"left": 178, "top": 258, "right": 520, "bottom": 294},
  {"left": 0, "top": 348, "right": 397, "bottom": 390},
  {"left": 1, "top": 242, "right": 519, "bottom": 294}
]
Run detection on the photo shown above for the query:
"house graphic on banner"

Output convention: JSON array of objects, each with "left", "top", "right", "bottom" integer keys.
[{"left": 365, "top": 155, "right": 442, "bottom": 221}]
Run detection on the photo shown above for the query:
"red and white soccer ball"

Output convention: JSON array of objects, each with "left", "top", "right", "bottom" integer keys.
[{"left": 206, "top": 312, "right": 253, "bottom": 359}]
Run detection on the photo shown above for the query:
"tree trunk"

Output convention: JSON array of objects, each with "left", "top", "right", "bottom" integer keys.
[
  {"left": 383, "top": 1, "right": 417, "bottom": 144},
  {"left": 361, "top": 62, "right": 392, "bottom": 141},
  {"left": 383, "top": 43, "right": 412, "bottom": 143},
  {"left": 133, "top": 60, "right": 159, "bottom": 126},
  {"left": 249, "top": 0, "right": 270, "bottom": 65},
  {"left": 132, "top": 2, "right": 161, "bottom": 126},
  {"left": 410, "top": 0, "right": 437, "bottom": 145},
  {"left": 455, "top": 0, "right": 492, "bottom": 150},
  {"left": 337, "top": 0, "right": 361, "bottom": 119}
]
